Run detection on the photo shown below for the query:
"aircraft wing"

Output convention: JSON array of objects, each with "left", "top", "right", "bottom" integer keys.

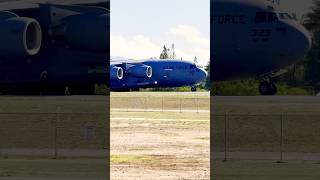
[
  {"left": 110, "top": 57, "right": 153, "bottom": 80},
  {"left": 110, "top": 57, "right": 146, "bottom": 65},
  {"left": 0, "top": 1, "right": 39, "bottom": 11}
]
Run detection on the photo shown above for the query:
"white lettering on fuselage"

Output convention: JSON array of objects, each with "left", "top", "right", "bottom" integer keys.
[{"left": 211, "top": 15, "right": 246, "bottom": 24}]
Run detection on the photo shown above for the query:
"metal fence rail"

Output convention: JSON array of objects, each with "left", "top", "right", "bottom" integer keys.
[
  {"left": 110, "top": 96, "right": 210, "bottom": 113},
  {"left": 212, "top": 113, "right": 320, "bottom": 162}
]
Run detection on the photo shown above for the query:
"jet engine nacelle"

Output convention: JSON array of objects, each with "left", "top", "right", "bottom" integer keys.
[
  {"left": 0, "top": 11, "right": 42, "bottom": 57},
  {"left": 110, "top": 66, "right": 124, "bottom": 80},
  {"left": 127, "top": 64, "right": 152, "bottom": 78},
  {"left": 64, "top": 14, "right": 109, "bottom": 51}
]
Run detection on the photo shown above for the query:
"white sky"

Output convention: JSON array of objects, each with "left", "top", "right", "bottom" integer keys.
[
  {"left": 110, "top": 0, "right": 315, "bottom": 66},
  {"left": 111, "top": 0, "right": 210, "bottom": 66},
  {"left": 281, "top": 0, "right": 313, "bottom": 18}
]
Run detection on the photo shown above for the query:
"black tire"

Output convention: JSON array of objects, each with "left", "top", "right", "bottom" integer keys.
[
  {"left": 259, "top": 81, "right": 270, "bottom": 95},
  {"left": 269, "top": 82, "right": 278, "bottom": 95},
  {"left": 259, "top": 81, "right": 277, "bottom": 95},
  {"left": 191, "top": 86, "right": 197, "bottom": 92}
]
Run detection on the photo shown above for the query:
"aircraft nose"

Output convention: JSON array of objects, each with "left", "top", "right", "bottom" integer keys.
[
  {"left": 202, "top": 69, "right": 208, "bottom": 79},
  {"left": 198, "top": 68, "right": 208, "bottom": 82},
  {"left": 279, "top": 21, "right": 312, "bottom": 63},
  {"left": 293, "top": 23, "right": 312, "bottom": 55},
  {"left": 298, "top": 24, "right": 312, "bottom": 51}
]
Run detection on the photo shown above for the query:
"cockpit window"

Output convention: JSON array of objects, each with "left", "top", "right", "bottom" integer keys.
[
  {"left": 278, "top": 13, "right": 298, "bottom": 21},
  {"left": 255, "top": 11, "right": 298, "bottom": 24},
  {"left": 268, "top": 12, "right": 278, "bottom": 22},
  {"left": 255, "top": 12, "right": 278, "bottom": 23}
]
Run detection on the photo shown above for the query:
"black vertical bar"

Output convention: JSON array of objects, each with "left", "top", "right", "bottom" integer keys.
[
  {"left": 180, "top": 97, "right": 182, "bottom": 113},
  {"left": 162, "top": 96, "right": 164, "bottom": 112},
  {"left": 223, "top": 112, "right": 228, "bottom": 162},
  {"left": 278, "top": 114, "right": 283, "bottom": 163}
]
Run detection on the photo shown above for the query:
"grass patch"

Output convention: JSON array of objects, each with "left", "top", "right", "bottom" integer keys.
[
  {"left": 111, "top": 111, "right": 209, "bottom": 129},
  {"left": 111, "top": 155, "right": 154, "bottom": 165}
]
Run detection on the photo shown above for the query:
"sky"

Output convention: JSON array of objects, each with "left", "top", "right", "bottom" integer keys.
[
  {"left": 111, "top": 0, "right": 210, "bottom": 66},
  {"left": 111, "top": 0, "right": 315, "bottom": 66},
  {"left": 281, "top": 0, "right": 313, "bottom": 18}
]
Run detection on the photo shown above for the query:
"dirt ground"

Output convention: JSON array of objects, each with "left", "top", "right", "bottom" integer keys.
[{"left": 110, "top": 103, "right": 210, "bottom": 179}]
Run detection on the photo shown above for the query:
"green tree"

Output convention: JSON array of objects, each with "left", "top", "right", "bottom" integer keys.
[
  {"left": 303, "top": 0, "right": 320, "bottom": 87},
  {"left": 160, "top": 45, "right": 169, "bottom": 59}
]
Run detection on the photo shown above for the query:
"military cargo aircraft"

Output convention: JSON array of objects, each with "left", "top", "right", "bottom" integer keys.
[
  {"left": 110, "top": 57, "right": 207, "bottom": 91},
  {"left": 211, "top": 0, "right": 312, "bottom": 95},
  {"left": 0, "top": 0, "right": 109, "bottom": 94}
]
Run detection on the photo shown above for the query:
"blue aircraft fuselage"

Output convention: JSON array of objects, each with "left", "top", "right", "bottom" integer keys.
[
  {"left": 110, "top": 59, "right": 207, "bottom": 91},
  {"left": 211, "top": 0, "right": 312, "bottom": 81}
]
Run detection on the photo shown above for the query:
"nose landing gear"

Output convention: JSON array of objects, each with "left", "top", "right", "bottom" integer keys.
[
  {"left": 191, "top": 86, "right": 197, "bottom": 92},
  {"left": 259, "top": 80, "right": 277, "bottom": 95}
]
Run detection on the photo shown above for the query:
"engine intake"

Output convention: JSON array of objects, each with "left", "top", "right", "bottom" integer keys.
[
  {"left": 127, "top": 64, "right": 152, "bottom": 78},
  {"left": 0, "top": 11, "right": 42, "bottom": 57},
  {"left": 110, "top": 66, "right": 124, "bottom": 80}
]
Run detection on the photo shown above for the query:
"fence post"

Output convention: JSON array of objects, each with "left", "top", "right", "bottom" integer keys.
[
  {"left": 54, "top": 107, "right": 60, "bottom": 159},
  {"left": 145, "top": 97, "right": 148, "bottom": 112},
  {"left": 277, "top": 114, "right": 284, "bottom": 163},
  {"left": 196, "top": 96, "right": 199, "bottom": 114},
  {"left": 54, "top": 125, "right": 58, "bottom": 159},
  {"left": 223, "top": 112, "right": 228, "bottom": 162},
  {"left": 0, "top": 118, "right": 2, "bottom": 158},
  {"left": 126, "top": 98, "right": 128, "bottom": 112},
  {"left": 162, "top": 96, "right": 164, "bottom": 112},
  {"left": 180, "top": 97, "right": 182, "bottom": 113}
]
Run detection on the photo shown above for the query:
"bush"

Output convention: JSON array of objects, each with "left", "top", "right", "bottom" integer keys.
[
  {"left": 95, "top": 84, "right": 109, "bottom": 95},
  {"left": 212, "top": 79, "right": 314, "bottom": 96}
]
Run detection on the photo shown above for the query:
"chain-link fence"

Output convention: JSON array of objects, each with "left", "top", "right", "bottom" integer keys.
[
  {"left": 212, "top": 113, "right": 320, "bottom": 162},
  {"left": 110, "top": 96, "right": 210, "bottom": 113},
  {"left": 0, "top": 112, "right": 108, "bottom": 158}
]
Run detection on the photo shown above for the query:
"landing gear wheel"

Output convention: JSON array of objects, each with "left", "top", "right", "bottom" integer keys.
[
  {"left": 269, "top": 82, "right": 277, "bottom": 95},
  {"left": 259, "top": 81, "right": 277, "bottom": 95},
  {"left": 191, "top": 86, "right": 197, "bottom": 92}
]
